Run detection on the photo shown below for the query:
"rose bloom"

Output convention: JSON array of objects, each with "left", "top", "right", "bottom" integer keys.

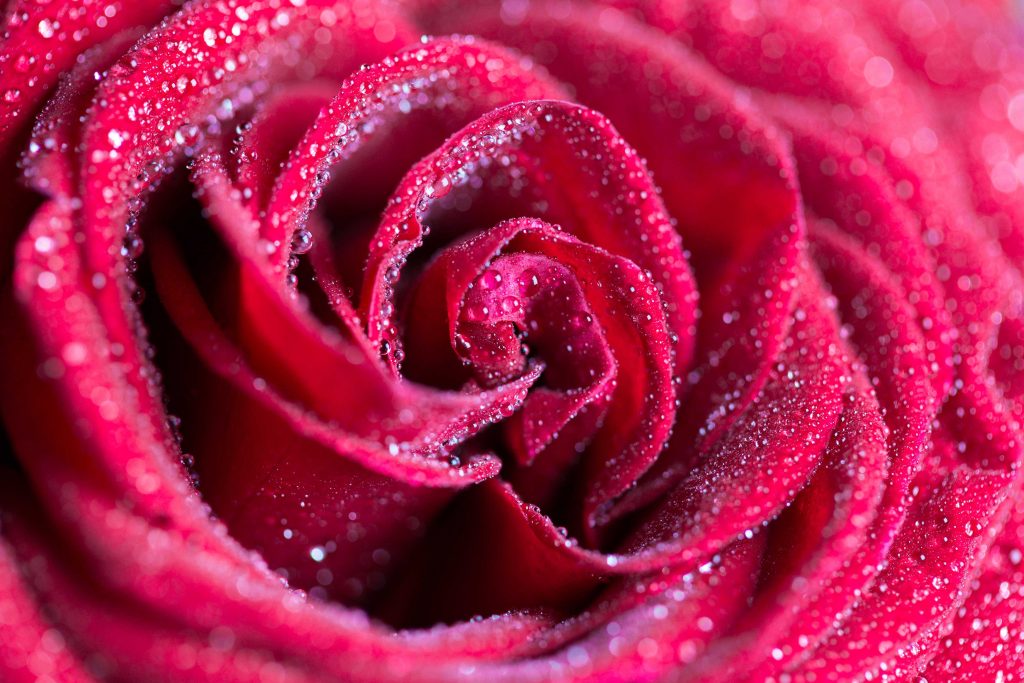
[{"left": 1, "top": 0, "right": 1023, "bottom": 681}]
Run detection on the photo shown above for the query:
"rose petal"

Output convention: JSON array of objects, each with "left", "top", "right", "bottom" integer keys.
[
  {"left": 792, "top": 467, "right": 1013, "bottom": 679},
  {"left": 0, "top": 0, "right": 173, "bottom": 152},
  {"left": 418, "top": 0, "right": 804, "bottom": 501},
  {"left": 0, "top": 532, "right": 94, "bottom": 683},
  {"left": 365, "top": 100, "right": 690, "bottom": 536}
]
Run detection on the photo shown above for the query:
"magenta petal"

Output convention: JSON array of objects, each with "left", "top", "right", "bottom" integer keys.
[
  {"left": 0, "top": 0, "right": 173, "bottom": 154},
  {"left": 486, "top": 539, "right": 765, "bottom": 683},
  {"left": 424, "top": 0, "right": 802, "bottom": 469},
  {"left": 792, "top": 467, "right": 1013, "bottom": 679},
  {"left": 189, "top": 149, "right": 540, "bottom": 464},
  {"left": 364, "top": 101, "right": 690, "bottom": 534},
  {"left": 921, "top": 500, "right": 1024, "bottom": 682},
  {"left": 262, "top": 37, "right": 567, "bottom": 280},
  {"left": 0, "top": 535, "right": 94, "bottom": 683},
  {"left": 1, "top": 0, "right": 1023, "bottom": 680},
  {"left": 618, "top": 278, "right": 845, "bottom": 564}
]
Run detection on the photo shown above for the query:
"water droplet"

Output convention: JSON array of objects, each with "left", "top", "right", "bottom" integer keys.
[
  {"left": 429, "top": 175, "right": 453, "bottom": 200},
  {"left": 291, "top": 227, "right": 313, "bottom": 255},
  {"left": 37, "top": 19, "right": 55, "bottom": 39},
  {"left": 174, "top": 123, "right": 201, "bottom": 147},
  {"left": 501, "top": 296, "right": 521, "bottom": 313},
  {"left": 518, "top": 269, "right": 540, "bottom": 296},
  {"left": 121, "top": 234, "right": 144, "bottom": 259},
  {"left": 478, "top": 269, "right": 502, "bottom": 290},
  {"left": 465, "top": 303, "right": 489, "bottom": 321}
]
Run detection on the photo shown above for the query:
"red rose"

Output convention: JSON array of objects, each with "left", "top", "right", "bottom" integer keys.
[{"left": 1, "top": 0, "right": 1023, "bottom": 680}]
